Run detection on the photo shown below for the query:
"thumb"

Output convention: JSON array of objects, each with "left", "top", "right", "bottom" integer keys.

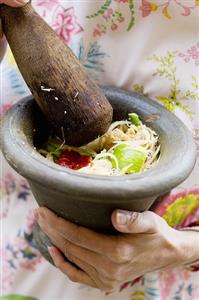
[{"left": 111, "top": 209, "right": 160, "bottom": 234}]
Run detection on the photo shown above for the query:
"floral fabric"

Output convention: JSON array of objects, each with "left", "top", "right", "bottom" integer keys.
[{"left": 0, "top": 1, "right": 199, "bottom": 299}]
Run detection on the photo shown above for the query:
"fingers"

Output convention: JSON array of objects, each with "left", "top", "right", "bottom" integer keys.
[
  {"left": 39, "top": 218, "right": 109, "bottom": 275},
  {"left": 112, "top": 210, "right": 161, "bottom": 234},
  {"left": 48, "top": 246, "right": 120, "bottom": 292},
  {"left": 36, "top": 210, "right": 130, "bottom": 278},
  {"left": 48, "top": 246, "right": 97, "bottom": 289},
  {"left": 0, "top": 0, "right": 29, "bottom": 7},
  {"left": 35, "top": 207, "right": 118, "bottom": 258}
]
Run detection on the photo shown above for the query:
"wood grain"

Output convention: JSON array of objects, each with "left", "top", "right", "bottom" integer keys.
[{"left": 0, "top": 3, "right": 113, "bottom": 146}]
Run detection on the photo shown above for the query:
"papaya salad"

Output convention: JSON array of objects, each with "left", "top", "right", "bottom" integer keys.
[{"left": 38, "top": 113, "right": 160, "bottom": 176}]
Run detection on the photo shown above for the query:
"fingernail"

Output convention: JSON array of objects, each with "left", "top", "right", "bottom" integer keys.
[
  {"left": 116, "top": 211, "right": 128, "bottom": 225},
  {"left": 116, "top": 210, "right": 137, "bottom": 225},
  {"left": 47, "top": 247, "right": 60, "bottom": 266}
]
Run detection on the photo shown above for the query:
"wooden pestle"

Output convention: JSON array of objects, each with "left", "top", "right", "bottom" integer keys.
[{"left": 0, "top": 3, "right": 113, "bottom": 146}]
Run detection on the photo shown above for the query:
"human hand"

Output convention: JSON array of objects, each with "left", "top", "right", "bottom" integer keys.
[
  {"left": 0, "top": 0, "right": 28, "bottom": 7},
  {"left": 35, "top": 207, "right": 199, "bottom": 292}
]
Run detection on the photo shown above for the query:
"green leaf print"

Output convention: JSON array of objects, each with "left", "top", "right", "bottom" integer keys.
[
  {"left": 131, "top": 290, "right": 145, "bottom": 300},
  {"left": 86, "top": 0, "right": 112, "bottom": 19},
  {"left": 148, "top": 51, "right": 198, "bottom": 118},
  {"left": 156, "top": 96, "right": 175, "bottom": 112},
  {"left": 127, "top": 0, "right": 135, "bottom": 31},
  {"left": 163, "top": 194, "right": 199, "bottom": 227},
  {"left": 133, "top": 84, "right": 148, "bottom": 96},
  {"left": 185, "top": 75, "right": 199, "bottom": 101},
  {"left": 86, "top": 0, "right": 135, "bottom": 32},
  {"left": 0, "top": 295, "right": 37, "bottom": 300},
  {"left": 74, "top": 39, "right": 108, "bottom": 80}
]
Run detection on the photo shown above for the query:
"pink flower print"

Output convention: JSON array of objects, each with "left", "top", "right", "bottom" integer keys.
[
  {"left": 178, "top": 43, "right": 199, "bottom": 66},
  {"left": 103, "top": 8, "right": 113, "bottom": 21},
  {"left": 181, "top": 207, "right": 199, "bottom": 228},
  {"left": 160, "top": 268, "right": 177, "bottom": 300},
  {"left": 26, "top": 210, "right": 36, "bottom": 234},
  {"left": 53, "top": 6, "right": 83, "bottom": 44},
  {"left": 93, "top": 26, "right": 103, "bottom": 38},
  {"left": 0, "top": 248, "right": 15, "bottom": 291},
  {"left": 140, "top": 0, "right": 158, "bottom": 17},
  {"left": 19, "top": 255, "right": 43, "bottom": 272},
  {"left": 93, "top": 24, "right": 107, "bottom": 38},
  {"left": 188, "top": 46, "right": 199, "bottom": 59},
  {"left": 111, "top": 23, "right": 118, "bottom": 31},
  {"left": 181, "top": 5, "right": 191, "bottom": 17},
  {"left": 0, "top": 102, "right": 13, "bottom": 118},
  {"left": 153, "top": 189, "right": 199, "bottom": 217},
  {"left": 36, "top": 0, "right": 58, "bottom": 10},
  {"left": 114, "top": 0, "right": 128, "bottom": 2},
  {"left": 2, "top": 173, "right": 16, "bottom": 195},
  {"left": 153, "top": 188, "right": 199, "bottom": 229},
  {"left": 13, "top": 237, "right": 28, "bottom": 253}
]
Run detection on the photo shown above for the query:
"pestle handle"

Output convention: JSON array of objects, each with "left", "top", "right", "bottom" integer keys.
[{"left": 0, "top": 3, "right": 113, "bottom": 146}]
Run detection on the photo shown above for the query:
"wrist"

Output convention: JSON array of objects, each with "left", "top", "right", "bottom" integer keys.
[{"left": 173, "top": 229, "right": 199, "bottom": 265}]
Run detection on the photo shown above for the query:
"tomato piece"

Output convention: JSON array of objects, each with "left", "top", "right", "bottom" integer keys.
[{"left": 56, "top": 150, "right": 91, "bottom": 170}]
